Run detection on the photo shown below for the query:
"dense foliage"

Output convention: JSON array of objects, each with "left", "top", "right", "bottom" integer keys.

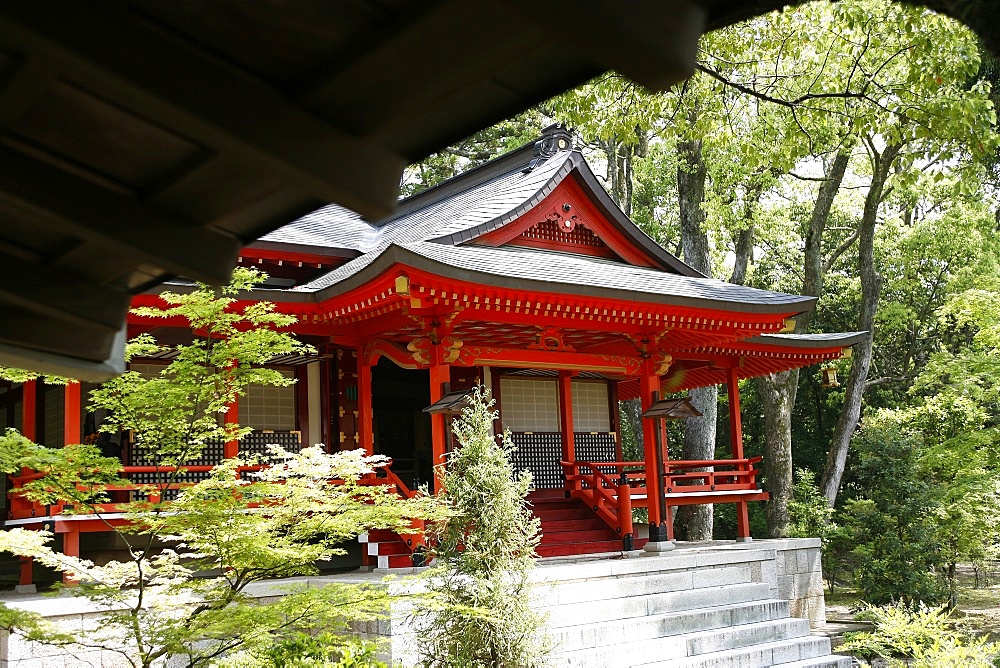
[
  {"left": 0, "top": 270, "right": 431, "bottom": 667},
  {"left": 841, "top": 603, "right": 999, "bottom": 666}
]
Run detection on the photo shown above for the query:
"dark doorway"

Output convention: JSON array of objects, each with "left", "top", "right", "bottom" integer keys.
[{"left": 371, "top": 358, "right": 432, "bottom": 492}]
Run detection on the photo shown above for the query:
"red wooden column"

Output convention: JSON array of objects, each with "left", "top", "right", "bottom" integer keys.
[
  {"left": 63, "top": 382, "right": 82, "bottom": 445},
  {"left": 429, "top": 361, "right": 450, "bottom": 490},
  {"left": 63, "top": 386, "right": 85, "bottom": 579},
  {"left": 727, "top": 367, "right": 752, "bottom": 541},
  {"left": 21, "top": 379, "right": 37, "bottom": 441},
  {"left": 640, "top": 368, "right": 673, "bottom": 547},
  {"left": 61, "top": 524, "right": 81, "bottom": 586},
  {"left": 357, "top": 349, "right": 374, "bottom": 456},
  {"left": 224, "top": 400, "right": 239, "bottom": 459},
  {"left": 557, "top": 371, "right": 576, "bottom": 464},
  {"left": 17, "top": 381, "right": 38, "bottom": 591}
]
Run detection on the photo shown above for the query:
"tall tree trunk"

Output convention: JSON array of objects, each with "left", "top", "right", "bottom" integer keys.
[
  {"left": 757, "top": 371, "right": 795, "bottom": 535},
  {"left": 602, "top": 138, "right": 637, "bottom": 217},
  {"left": 728, "top": 178, "right": 764, "bottom": 286},
  {"left": 676, "top": 136, "right": 716, "bottom": 540},
  {"left": 729, "top": 226, "right": 753, "bottom": 285},
  {"left": 756, "top": 150, "right": 849, "bottom": 537},
  {"left": 820, "top": 143, "right": 901, "bottom": 506}
]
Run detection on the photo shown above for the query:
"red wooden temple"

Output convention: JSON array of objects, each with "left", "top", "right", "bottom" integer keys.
[{"left": 1, "top": 126, "right": 863, "bottom": 574}]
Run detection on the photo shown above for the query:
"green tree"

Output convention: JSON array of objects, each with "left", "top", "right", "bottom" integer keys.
[
  {"left": 0, "top": 269, "right": 431, "bottom": 667},
  {"left": 840, "top": 415, "right": 946, "bottom": 606},
  {"left": 417, "top": 387, "right": 548, "bottom": 667},
  {"left": 401, "top": 110, "right": 545, "bottom": 196}
]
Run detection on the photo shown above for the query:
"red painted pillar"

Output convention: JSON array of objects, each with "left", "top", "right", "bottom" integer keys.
[
  {"left": 727, "top": 368, "right": 745, "bottom": 460},
  {"left": 15, "top": 382, "right": 39, "bottom": 591},
  {"left": 357, "top": 350, "right": 374, "bottom": 456},
  {"left": 63, "top": 382, "right": 82, "bottom": 445},
  {"left": 640, "top": 370, "right": 664, "bottom": 531},
  {"left": 18, "top": 557, "right": 33, "bottom": 589},
  {"left": 727, "top": 367, "right": 751, "bottom": 541},
  {"left": 429, "top": 362, "right": 450, "bottom": 491},
  {"left": 62, "top": 527, "right": 80, "bottom": 586},
  {"left": 557, "top": 371, "right": 576, "bottom": 464},
  {"left": 21, "top": 379, "right": 37, "bottom": 441},
  {"left": 224, "top": 400, "right": 239, "bottom": 459}
]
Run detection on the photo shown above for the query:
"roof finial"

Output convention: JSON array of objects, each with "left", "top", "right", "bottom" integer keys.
[{"left": 524, "top": 124, "right": 574, "bottom": 172}]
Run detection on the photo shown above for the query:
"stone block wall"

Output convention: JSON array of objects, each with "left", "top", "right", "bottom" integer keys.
[{"left": 763, "top": 538, "right": 827, "bottom": 627}]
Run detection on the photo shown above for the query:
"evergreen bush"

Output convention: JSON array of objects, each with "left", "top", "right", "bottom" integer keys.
[{"left": 416, "top": 386, "right": 549, "bottom": 667}]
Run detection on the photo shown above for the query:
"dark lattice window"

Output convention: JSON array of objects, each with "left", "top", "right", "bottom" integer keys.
[{"left": 510, "top": 432, "right": 563, "bottom": 489}]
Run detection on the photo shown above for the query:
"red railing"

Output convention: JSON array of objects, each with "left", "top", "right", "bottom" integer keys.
[
  {"left": 7, "top": 457, "right": 415, "bottom": 522},
  {"left": 661, "top": 457, "right": 763, "bottom": 495},
  {"left": 560, "top": 457, "right": 766, "bottom": 536},
  {"left": 560, "top": 461, "right": 634, "bottom": 541},
  {"left": 7, "top": 464, "right": 268, "bottom": 520}
]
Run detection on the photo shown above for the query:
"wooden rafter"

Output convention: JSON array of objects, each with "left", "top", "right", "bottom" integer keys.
[{"left": 0, "top": 3, "right": 406, "bottom": 219}]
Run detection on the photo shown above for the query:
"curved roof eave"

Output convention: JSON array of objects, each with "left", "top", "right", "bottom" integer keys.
[
  {"left": 426, "top": 151, "right": 703, "bottom": 278},
  {"left": 744, "top": 332, "right": 869, "bottom": 349},
  {"left": 270, "top": 242, "right": 815, "bottom": 317}
]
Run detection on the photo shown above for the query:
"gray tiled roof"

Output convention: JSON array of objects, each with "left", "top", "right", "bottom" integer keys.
[
  {"left": 256, "top": 203, "right": 375, "bottom": 252},
  {"left": 292, "top": 242, "right": 814, "bottom": 314},
  {"left": 259, "top": 149, "right": 568, "bottom": 253}
]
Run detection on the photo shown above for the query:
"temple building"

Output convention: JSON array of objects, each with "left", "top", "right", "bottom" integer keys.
[{"left": 2, "top": 126, "right": 863, "bottom": 571}]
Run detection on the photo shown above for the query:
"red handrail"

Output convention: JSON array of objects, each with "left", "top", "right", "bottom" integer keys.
[
  {"left": 8, "top": 456, "right": 414, "bottom": 521},
  {"left": 560, "top": 460, "right": 633, "bottom": 541}
]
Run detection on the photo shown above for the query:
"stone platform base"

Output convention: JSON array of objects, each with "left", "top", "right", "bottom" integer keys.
[{"left": 0, "top": 538, "right": 835, "bottom": 667}]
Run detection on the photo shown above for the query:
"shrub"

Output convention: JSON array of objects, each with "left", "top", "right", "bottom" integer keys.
[
  {"left": 841, "top": 602, "right": 999, "bottom": 666},
  {"left": 416, "top": 387, "right": 549, "bottom": 667},
  {"left": 840, "top": 419, "right": 946, "bottom": 605}
]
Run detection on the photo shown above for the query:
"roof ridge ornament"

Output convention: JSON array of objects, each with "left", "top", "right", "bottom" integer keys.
[{"left": 524, "top": 124, "right": 574, "bottom": 172}]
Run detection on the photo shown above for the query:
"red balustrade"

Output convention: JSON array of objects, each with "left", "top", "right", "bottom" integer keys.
[{"left": 560, "top": 457, "right": 768, "bottom": 542}]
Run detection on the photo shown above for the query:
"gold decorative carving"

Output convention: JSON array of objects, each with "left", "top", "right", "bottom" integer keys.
[
  {"left": 365, "top": 339, "right": 422, "bottom": 368},
  {"left": 456, "top": 346, "right": 505, "bottom": 366},
  {"left": 440, "top": 336, "right": 464, "bottom": 363},
  {"left": 596, "top": 354, "right": 643, "bottom": 374},
  {"left": 624, "top": 331, "right": 669, "bottom": 358},
  {"left": 394, "top": 274, "right": 411, "bottom": 296},
  {"left": 652, "top": 352, "right": 673, "bottom": 375},
  {"left": 406, "top": 337, "right": 433, "bottom": 366},
  {"left": 528, "top": 327, "right": 575, "bottom": 352},
  {"left": 540, "top": 205, "right": 586, "bottom": 234}
]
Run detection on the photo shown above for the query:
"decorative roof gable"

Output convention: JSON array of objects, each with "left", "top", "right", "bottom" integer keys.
[
  {"left": 467, "top": 173, "right": 662, "bottom": 268},
  {"left": 256, "top": 125, "right": 700, "bottom": 276},
  {"left": 510, "top": 217, "right": 620, "bottom": 261}
]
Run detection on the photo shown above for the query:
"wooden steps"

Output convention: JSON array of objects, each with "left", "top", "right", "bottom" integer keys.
[
  {"left": 530, "top": 491, "right": 637, "bottom": 557},
  {"left": 358, "top": 529, "right": 415, "bottom": 569},
  {"left": 361, "top": 489, "right": 642, "bottom": 568}
]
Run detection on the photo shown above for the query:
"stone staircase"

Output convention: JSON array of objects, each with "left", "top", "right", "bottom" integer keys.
[{"left": 536, "top": 548, "right": 852, "bottom": 667}]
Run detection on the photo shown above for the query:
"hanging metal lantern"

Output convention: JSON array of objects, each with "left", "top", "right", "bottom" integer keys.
[{"left": 821, "top": 366, "right": 840, "bottom": 388}]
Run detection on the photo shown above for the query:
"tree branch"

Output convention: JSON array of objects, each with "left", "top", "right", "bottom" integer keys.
[
  {"left": 695, "top": 63, "right": 870, "bottom": 109},
  {"left": 823, "top": 227, "right": 861, "bottom": 273}
]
